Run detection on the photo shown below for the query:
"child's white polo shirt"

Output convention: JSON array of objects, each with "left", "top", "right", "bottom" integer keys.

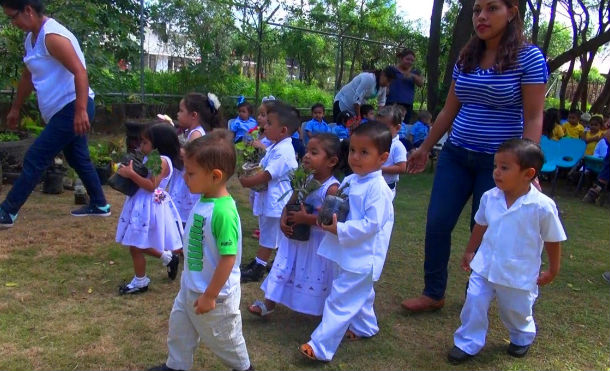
[
  {"left": 382, "top": 135, "right": 408, "bottom": 185},
  {"left": 317, "top": 170, "right": 394, "bottom": 281},
  {"left": 256, "top": 137, "right": 298, "bottom": 217},
  {"left": 470, "top": 186, "right": 567, "bottom": 292}
]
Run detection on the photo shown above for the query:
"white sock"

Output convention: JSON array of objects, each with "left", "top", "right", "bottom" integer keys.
[
  {"left": 255, "top": 257, "right": 267, "bottom": 267},
  {"left": 161, "top": 250, "right": 173, "bottom": 266},
  {"left": 130, "top": 275, "right": 150, "bottom": 288}
]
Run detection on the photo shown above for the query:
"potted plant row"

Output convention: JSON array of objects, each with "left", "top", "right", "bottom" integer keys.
[{"left": 279, "top": 166, "right": 322, "bottom": 241}]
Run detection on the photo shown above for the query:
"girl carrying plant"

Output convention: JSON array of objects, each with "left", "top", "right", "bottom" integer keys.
[
  {"left": 248, "top": 133, "right": 341, "bottom": 317},
  {"left": 169, "top": 92, "right": 223, "bottom": 227},
  {"left": 115, "top": 123, "right": 184, "bottom": 295}
]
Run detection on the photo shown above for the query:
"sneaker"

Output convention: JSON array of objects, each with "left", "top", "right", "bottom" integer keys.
[
  {"left": 147, "top": 364, "right": 183, "bottom": 371},
  {"left": 507, "top": 342, "right": 531, "bottom": 358},
  {"left": 0, "top": 208, "right": 16, "bottom": 229},
  {"left": 118, "top": 276, "right": 150, "bottom": 295},
  {"left": 167, "top": 254, "right": 179, "bottom": 280},
  {"left": 71, "top": 204, "right": 111, "bottom": 217},
  {"left": 447, "top": 346, "right": 473, "bottom": 364},
  {"left": 241, "top": 262, "right": 266, "bottom": 283},
  {"left": 240, "top": 258, "right": 257, "bottom": 271}
]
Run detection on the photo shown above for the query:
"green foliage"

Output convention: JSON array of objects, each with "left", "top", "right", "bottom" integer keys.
[
  {"left": 235, "top": 131, "right": 265, "bottom": 170},
  {"left": 278, "top": 165, "right": 322, "bottom": 204},
  {"left": 145, "top": 149, "right": 162, "bottom": 177},
  {"left": 0, "top": 132, "right": 20, "bottom": 142},
  {"left": 21, "top": 116, "right": 43, "bottom": 136},
  {"left": 88, "top": 138, "right": 123, "bottom": 166}
]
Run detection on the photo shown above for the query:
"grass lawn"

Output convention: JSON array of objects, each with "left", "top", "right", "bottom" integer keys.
[{"left": 0, "top": 170, "right": 608, "bottom": 370}]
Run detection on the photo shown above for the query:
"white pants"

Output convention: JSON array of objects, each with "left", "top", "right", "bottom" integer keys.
[
  {"left": 308, "top": 265, "right": 378, "bottom": 361},
  {"left": 258, "top": 216, "right": 280, "bottom": 249},
  {"left": 454, "top": 271, "right": 538, "bottom": 355},
  {"left": 166, "top": 286, "right": 251, "bottom": 371}
]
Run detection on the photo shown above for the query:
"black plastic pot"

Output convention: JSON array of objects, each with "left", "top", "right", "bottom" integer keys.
[
  {"left": 286, "top": 203, "right": 314, "bottom": 241},
  {"left": 95, "top": 162, "right": 112, "bottom": 185},
  {"left": 42, "top": 166, "right": 66, "bottom": 194},
  {"left": 317, "top": 195, "right": 349, "bottom": 225},
  {"left": 107, "top": 155, "right": 148, "bottom": 196}
]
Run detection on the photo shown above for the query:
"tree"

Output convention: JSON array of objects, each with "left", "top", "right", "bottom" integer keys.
[{"left": 426, "top": 0, "right": 444, "bottom": 114}]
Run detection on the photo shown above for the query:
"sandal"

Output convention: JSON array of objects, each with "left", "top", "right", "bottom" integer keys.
[
  {"left": 344, "top": 329, "right": 362, "bottom": 341},
  {"left": 248, "top": 299, "right": 275, "bottom": 317},
  {"left": 298, "top": 343, "right": 327, "bottom": 362},
  {"left": 583, "top": 185, "right": 601, "bottom": 204}
]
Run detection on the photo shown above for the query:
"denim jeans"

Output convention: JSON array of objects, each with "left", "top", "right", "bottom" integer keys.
[
  {"left": 1, "top": 98, "right": 107, "bottom": 215},
  {"left": 423, "top": 140, "right": 496, "bottom": 301}
]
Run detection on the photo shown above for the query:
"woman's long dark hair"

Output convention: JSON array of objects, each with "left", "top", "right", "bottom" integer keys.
[
  {"left": 542, "top": 108, "right": 559, "bottom": 138},
  {"left": 143, "top": 123, "right": 183, "bottom": 171},
  {"left": 373, "top": 66, "right": 397, "bottom": 91},
  {"left": 457, "top": 0, "right": 525, "bottom": 73}
]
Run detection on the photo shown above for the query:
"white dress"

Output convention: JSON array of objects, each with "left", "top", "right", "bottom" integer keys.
[
  {"left": 260, "top": 176, "right": 339, "bottom": 315},
  {"left": 169, "top": 126, "right": 205, "bottom": 223},
  {"left": 116, "top": 155, "right": 183, "bottom": 252}
]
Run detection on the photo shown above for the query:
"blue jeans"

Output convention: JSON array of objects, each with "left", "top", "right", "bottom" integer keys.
[
  {"left": 423, "top": 141, "right": 496, "bottom": 301},
  {"left": 1, "top": 99, "right": 107, "bottom": 215}
]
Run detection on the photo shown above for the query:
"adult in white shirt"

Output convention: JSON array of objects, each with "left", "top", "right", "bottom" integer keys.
[
  {"left": 332, "top": 66, "right": 396, "bottom": 123},
  {"left": 0, "top": 0, "right": 110, "bottom": 229}
]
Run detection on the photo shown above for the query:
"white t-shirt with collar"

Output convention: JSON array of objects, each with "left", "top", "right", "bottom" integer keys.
[
  {"left": 317, "top": 170, "right": 394, "bottom": 281},
  {"left": 255, "top": 137, "right": 298, "bottom": 218},
  {"left": 382, "top": 135, "right": 408, "bottom": 184},
  {"left": 470, "top": 186, "right": 567, "bottom": 291}
]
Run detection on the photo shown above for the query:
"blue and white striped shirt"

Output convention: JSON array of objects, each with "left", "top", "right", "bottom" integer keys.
[{"left": 450, "top": 45, "right": 548, "bottom": 154}]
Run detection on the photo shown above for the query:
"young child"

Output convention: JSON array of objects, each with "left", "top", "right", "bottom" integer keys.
[
  {"left": 115, "top": 123, "right": 184, "bottom": 294},
  {"left": 169, "top": 92, "right": 223, "bottom": 227},
  {"left": 448, "top": 138, "right": 566, "bottom": 364},
  {"left": 332, "top": 110, "right": 351, "bottom": 141},
  {"left": 377, "top": 105, "right": 408, "bottom": 199},
  {"left": 148, "top": 130, "right": 252, "bottom": 371},
  {"left": 562, "top": 109, "right": 585, "bottom": 139},
  {"left": 239, "top": 101, "right": 299, "bottom": 282},
  {"left": 542, "top": 108, "right": 564, "bottom": 141},
  {"left": 303, "top": 103, "right": 329, "bottom": 146},
  {"left": 409, "top": 110, "right": 432, "bottom": 148},
  {"left": 581, "top": 115, "right": 604, "bottom": 156},
  {"left": 248, "top": 133, "right": 341, "bottom": 317},
  {"left": 360, "top": 104, "right": 375, "bottom": 123},
  {"left": 230, "top": 101, "right": 257, "bottom": 143},
  {"left": 299, "top": 121, "right": 394, "bottom": 362}
]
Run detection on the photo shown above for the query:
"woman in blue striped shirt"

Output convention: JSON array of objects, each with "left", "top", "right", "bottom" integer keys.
[{"left": 402, "top": 0, "right": 547, "bottom": 313}]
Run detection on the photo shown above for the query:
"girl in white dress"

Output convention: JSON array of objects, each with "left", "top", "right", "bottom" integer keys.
[
  {"left": 248, "top": 133, "right": 342, "bottom": 316},
  {"left": 116, "top": 123, "right": 184, "bottom": 294},
  {"left": 169, "top": 92, "right": 223, "bottom": 227}
]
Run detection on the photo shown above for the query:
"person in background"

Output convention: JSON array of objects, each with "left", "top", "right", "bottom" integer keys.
[
  {"left": 332, "top": 111, "right": 352, "bottom": 141},
  {"left": 230, "top": 101, "right": 257, "bottom": 143},
  {"left": 360, "top": 104, "right": 376, "bottom": 123},
  {"left": 562, "top": 109, "right": 585, "bottom": 139},
  {"left": 581, "top": 115, "right": 604, "bottom": 156},
  {"left": 580, "top": 112, "right": 591, "bottom": 129},
  {"left": 541, "top": 108, "right": 564, "bottom": 140},
  {"left": 409, "top": 110, "right": 433, "bottom": 148},
  {"left": 303, "top": 103, "right": 329, "bottom": 146},
  {"left": 383, "top": 49, "right": 425, "bottom": 124}
]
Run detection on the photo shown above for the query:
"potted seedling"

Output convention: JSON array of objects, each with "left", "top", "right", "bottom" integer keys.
[
  {"left": 279, "top": 166, "right": 322, "bottom": 241},
  {"left": 236, "top": 130, "right": 267, "bottom": 192},
  {"left": 42, "top": 156, "right": 67, "bottom": 194},
  {"left": 318, "top": 182, "right": 350, "bottom": 225},
  {"left": 107, "top": 150, "right": 154, "bottom": 197}
]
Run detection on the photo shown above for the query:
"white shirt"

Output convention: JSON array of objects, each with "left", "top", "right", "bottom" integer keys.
[
  {"left": 317, "top": 170, "right": 394, "bottom": 281},
  {"left": 255, "top": 137, "right": 298, "bottom": 217},
  {"left": 24, "top": 19, "right": 94, "bottom": 123},
  {"left": 470, "top": 186, "right": 567, "bottom": 291},
  {"left": 382, "top": 135, "right": 408, "bottom": 184},
  {"left": 593, "top": 138, "right": 608, "bottom": 158},
  {"left": 334, "top": 72, "right": 387, "bottom": 115}
]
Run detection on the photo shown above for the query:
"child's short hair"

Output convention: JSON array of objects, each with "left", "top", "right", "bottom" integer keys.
[
  {"left": 336, "top": 111, "right": 353, "bottom": 125},
  {"left": 311, "top": 103, "right": 325, "bottom": 112},
  {"left": 266, "top": 101, "right": 300, "bottom": 135},
  {"left": 376, "top": 105, "right": 405, "bottom": 126},
  {"left": 183, "top": 129, "right": 236, "bottom": 180},
  {"left": 589, "top": 115, "right": 603, "bottom": 126},
  {"left": 351, "top": 120, "right": 392, "bottom": 154},
  {"left": 417, "top": 110, "right": 432, "bottom": 123},
  {"left": 497, "top": 138, "right": 544, "bottom": 178},
  {"left": 360, "top": 104, "right": 375, "bottom": 117},
  {"left": 237, "top": 101, "right": 253, "bottom": 116},
  {"left": 568, "top": 108, "right": 581, "bottom": 117},
  {"left": 143, "top": 123, "right": 182, "bottom": 170},
  {"left": 183, "top": 92, "right": 224, "bottom": 131},
  {"left": 310, "top": 133, "right": 341, "bottom": 168}
]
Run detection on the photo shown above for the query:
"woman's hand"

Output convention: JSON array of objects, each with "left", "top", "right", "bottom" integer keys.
[
  {"left": 6, "top": 108, "right": 20, "bottom": 130},
  {"left": 406, "top": 147, "right": 429, "bottom": 173},
  {"left": 286, "top": 203, "right": 309, "bottom": 225},
  {"left": 73, "top": 108, "right": 90, "bottom": 135}
]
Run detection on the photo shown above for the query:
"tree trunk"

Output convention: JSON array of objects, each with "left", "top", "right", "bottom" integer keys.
[
  {"left": 441, "top": 0, "right": 475, "bottom": 100},
  {"left": 542, "top": 0, "right": 558, "bottom": 56},
  {"left": 518, "top": 0, "right": 527, "bottom": 23},
  {"left": 335, "top": 38, "right": 345, "bottom": 92},
  {"left": 426, "top": 0, "right": 444, "bottom": 115},
  {"left": 590, "top": 66, "right": 610, "bottom": 114},
  {"left": 547, "top": 30, "right": 610, "bottom": 72},
  {"left": 527, "top": 0, "right": 543, "bottom": 45},
  {"left": 559, "top": 61, "right": 575, "bottom": 111},
  {"left": 349, "top": 41, "right": 359, "bottom": 81},
  {"left": 570, "top": 50, "right": 597, "bottom": 111}
]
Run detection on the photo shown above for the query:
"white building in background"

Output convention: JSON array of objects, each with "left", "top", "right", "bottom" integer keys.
[{"left": 143, "top": 26, "right": 200, "bottom": 72}]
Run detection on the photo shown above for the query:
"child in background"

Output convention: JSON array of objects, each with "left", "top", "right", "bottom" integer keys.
[
  {"left": 448, "top": 138, "right": 566, "bottom": 364},
  {"left": 299, "top": 121, "right": 394, "bottom": 362},
  {"left": 148, "top": 130, "right": 253, "bottom": 371},
  {"left": 580, "top": 112, "right": 592, "bottom": 129},
  {"left": 248, "top": 133, "right": 341, "bottom": 318},
  {"left": 562, "top": 110, "right": 585, "bottom": 139},
  {"left": 332, "top": 111, "right": 351, "bottom": 141},
  {"left": 360, "top": 104, "right": 375, "bottom": 123},
  {"left": 239, "top": 102, "right": 299, "bottom": 282},
  {"left": 377, "top": 105, "right": 408, "bottom": 199},
  {"left": 230, "top": 101, "right": 257, "bottom": 143},
  {"left": 409, "top": 110, "right": 432, "bottom": 148},
  {"left": 290, "top": 106, "right": 306, "bottom": 160},
  {"left": 303, "top": 103, "right": 329, "bottom": 146},
  {"left": 169, "top": 92, "right": 223, "bottom": 227},
  {"left": 115, "top": 123, "right": 184, "bottom": 295},
  {"left": 542, "top": 108, "right": 564, "bottom": 141},
  {"left": 581, "top": 115, "right": 604, "bottom": 156}
]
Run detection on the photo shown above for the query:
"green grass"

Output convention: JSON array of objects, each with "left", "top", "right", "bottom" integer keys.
[{"left": 0, "top": 172, "right": 608, "bottom": 370}]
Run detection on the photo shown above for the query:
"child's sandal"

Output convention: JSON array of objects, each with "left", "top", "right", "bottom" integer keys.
[
  {"left": 247, "top": 300, "right": 275, "bottom": 317},
  {"left": 298, "top": 343, "right": 327, "bottom": 362},
  {"left": 344, "top": 329, "right": 362, "bottom": 341}
]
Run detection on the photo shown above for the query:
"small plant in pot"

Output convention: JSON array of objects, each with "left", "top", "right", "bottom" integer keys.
[
  {"left": 107, "top": 150, "right": 158, "bottom": 197},
  {"left": 42, "top": 156, "right": 67, "bottom": 194},
  {"left": 279, "top": 166, "right": 322, "bottom": 241},
  {"left": 236, "top": 130, "right": 267, "bottom": 192},
  {"left": 317, "top": 182, "right": 350, "bottom": 226}
]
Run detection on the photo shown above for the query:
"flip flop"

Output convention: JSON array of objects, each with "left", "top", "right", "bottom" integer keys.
[
  {"left": 298, "top": 343, "right": 327, "bottom": 362},
  {"left": 248, "top": 300, "right": 275, "bottom": 317}
]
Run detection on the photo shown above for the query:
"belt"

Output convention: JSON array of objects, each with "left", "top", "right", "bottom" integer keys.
[{"left": 387, "top": 182, "right": 396, "bottom": 190}]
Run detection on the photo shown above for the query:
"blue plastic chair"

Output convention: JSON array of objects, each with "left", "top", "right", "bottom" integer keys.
[
  {"left": 540, "top": 136, "right": 560, "bottom": 196},
  {"left": 556, "top": 137, "right": 586, "bottom": 169}
]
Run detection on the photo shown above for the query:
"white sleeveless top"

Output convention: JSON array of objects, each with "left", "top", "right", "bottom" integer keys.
[{"left": 24, "top": 18, "right": 94, "bottom": 123}]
